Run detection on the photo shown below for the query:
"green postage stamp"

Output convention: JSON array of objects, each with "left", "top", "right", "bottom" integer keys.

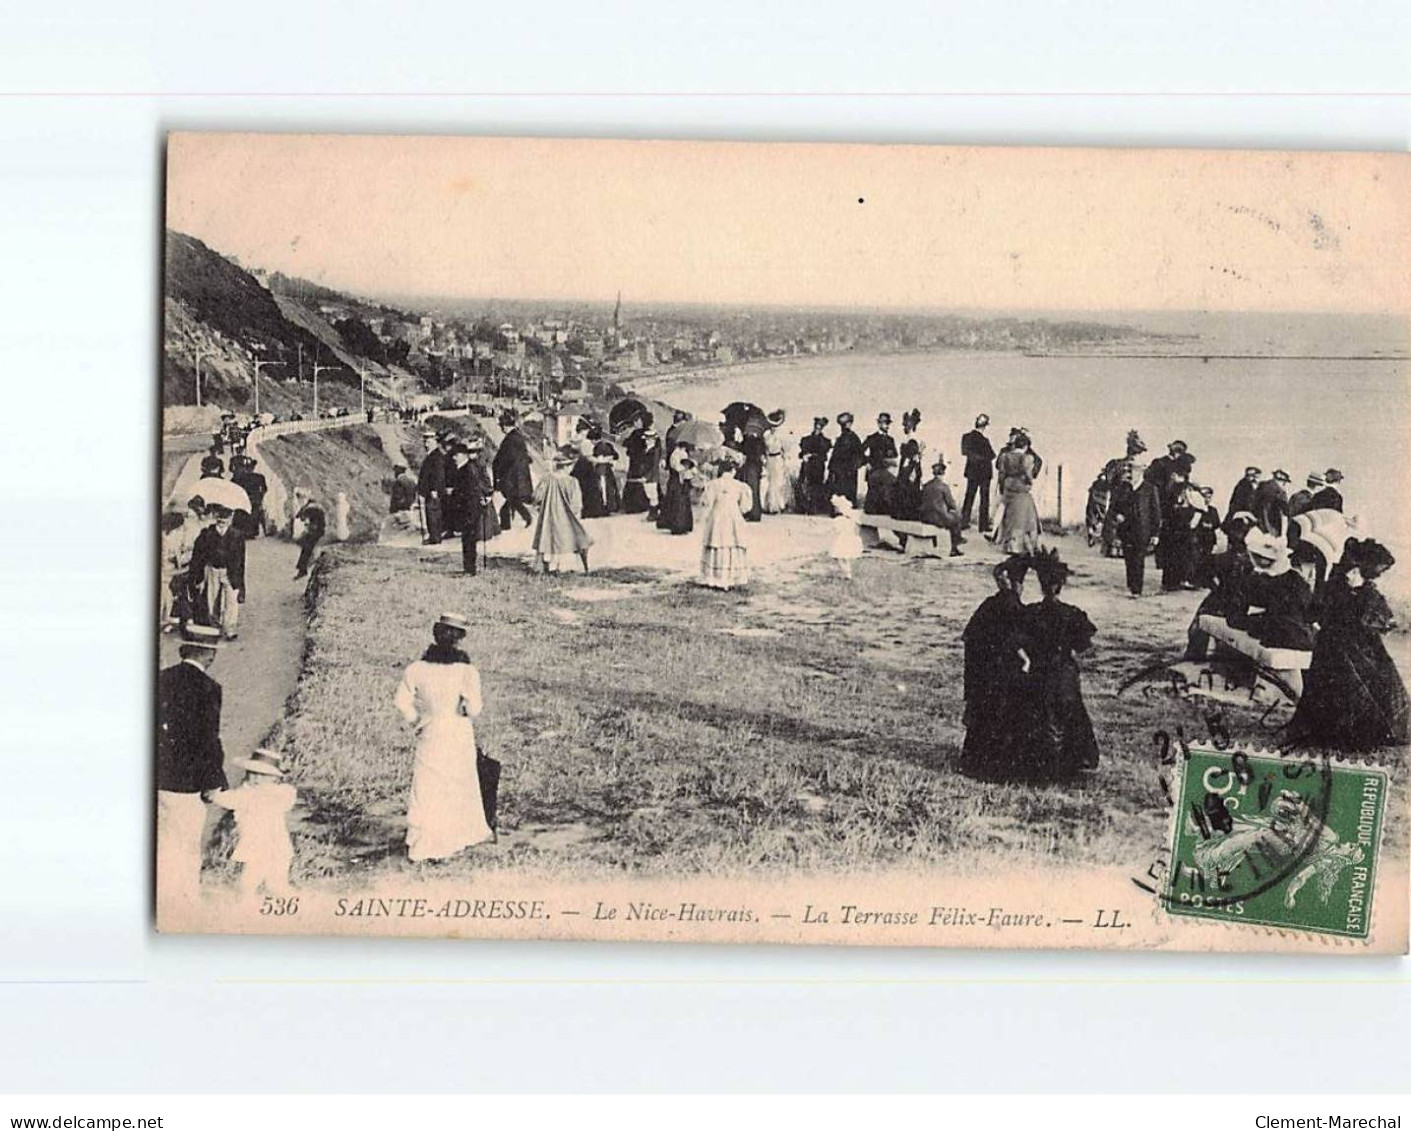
[{"left": 1166, "top": 745, "right": 1389, "bottom": 938}]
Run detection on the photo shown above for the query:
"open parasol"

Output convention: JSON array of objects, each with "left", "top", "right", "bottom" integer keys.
[
  {"left": 183, "top": 477, "right": 251, "bottom": 513},
  {"left": 609, "top": 397, "right": 653, "bottom": 434},
  {"left": 1293, "top": 508, "right": 1353, "bottom": 582},
  {"left": 671, "top": 419, "right": 724, "bottom": 449},
  {"left": 722, "top": 401, "right": 769, "bottom": 436}
]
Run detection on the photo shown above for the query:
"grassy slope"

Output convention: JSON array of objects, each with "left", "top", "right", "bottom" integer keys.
[
  {"left": 270, "top": 539, "right": 1406, "bottom": 886},
  {"left": 258, "top": 425, "right": 413, "bottom": 542}
]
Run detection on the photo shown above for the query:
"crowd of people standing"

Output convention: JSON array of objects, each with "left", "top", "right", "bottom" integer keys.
[{"left": 157, "top": 386, "right": 1408, "bottom": 912}]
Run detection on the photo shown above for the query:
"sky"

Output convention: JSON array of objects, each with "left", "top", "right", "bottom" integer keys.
[{"left": 166, "top": 133, "right": 1411, "bottom": 314}]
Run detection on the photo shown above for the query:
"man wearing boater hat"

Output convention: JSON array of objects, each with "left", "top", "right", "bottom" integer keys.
[
  {"left": 1288, "top": 471, "right": 1324, "bottom": 518},
  {"left": 156, "top": 624, "right": 228, "bottom": 907},
  {"left": 1308, "top": 468, "right": 1345, "bottom": 513}
]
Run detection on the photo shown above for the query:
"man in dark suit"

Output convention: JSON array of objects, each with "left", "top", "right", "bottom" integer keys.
[
  {"left": 493, "top": 414, "right": 535, "bottom": 529},
  {"left": 960, "top": 414, "right": 996, "bottom": 532},
  {"left": 156, "top": 625, "right": 228, "bottom": 906},
  {"left": 825, "top": 412, "right": 865, "bottom": 505},
  {"left": 189, "top": 505, "right": 247, "bottom": 638},
  {"left": 388, "top": 464, "right": 418, "bottom": 516},
  {"left": 229, "top": 454, "right": 268, "bottom": 538},
  {"left": 919, "top": 457, "right": 965, "bottom": 557},
  {"left": 1254, "top": 468, "right": 1292, "bottom": 535},
  {"left": 1146, "top": 439, "right": 1189, "bottom": 499},
  {"left": 417, "top": 431, "right": 447, "bottom": 544},
  {"left": 796, "top": 416, "right": 832, "bottom": 515},
  {"left": 860, "top": 412, "right": 898, "bottom": 473},
  {"left": 292, "top": 490, "right": 326, "bottom": 579},
  {"left": 441, "top": 440, "right": 468, "bottom": 537},
  {"left": 455, "top": 440, "right": 493, "bottom": 575},
  {"left": 1308, "top": 468, "right": 1345, "bottom": 512},
  {"left": 1224, "top": 465, "right": 1262, "bottom": 533}
]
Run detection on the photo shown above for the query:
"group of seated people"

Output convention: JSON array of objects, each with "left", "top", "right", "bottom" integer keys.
[
  {"left": 1185, "top": 521, "right": 1409, "bottom": 750},
  {"left": 860, "top": 454, "right": 967, "bottom": 556},
  {"left": 1189, "top": 523, "right": 1329, "bottom": 657}
]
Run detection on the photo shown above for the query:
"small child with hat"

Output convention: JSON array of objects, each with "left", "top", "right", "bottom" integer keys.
[
  {"left": 829, "top": 494, "right": 864, "bottom": 580},
  {"left": 208, "top": 749, "right": 298, "bottom": 897}
]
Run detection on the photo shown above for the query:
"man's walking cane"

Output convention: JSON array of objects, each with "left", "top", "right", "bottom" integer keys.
[{"left": 417, "top": 496, "right": 426, "bottom": 542}]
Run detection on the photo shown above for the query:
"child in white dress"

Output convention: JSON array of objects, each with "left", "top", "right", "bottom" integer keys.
[
  {"left": 208, "top": 748, "right": 298, "bottom": 896},
  {"left": 829, "top": 494, "right": 864, "bottom": 579}
]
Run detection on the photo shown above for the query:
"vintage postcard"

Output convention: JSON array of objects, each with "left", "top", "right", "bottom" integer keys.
[{"left": 158, "top": 133, "right": 1409, "bottom": 950}]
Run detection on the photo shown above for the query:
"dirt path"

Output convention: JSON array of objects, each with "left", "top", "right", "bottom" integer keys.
[{"left": 159, "top": 536, "right": 309, "bottom": 776}]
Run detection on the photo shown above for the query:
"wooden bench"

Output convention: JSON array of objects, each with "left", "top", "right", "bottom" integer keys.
[
  {"left": 856, "top": 513, "right": 951, "bottom": 556},
  {"left": 1194, "top": 614, "right": 1313, "bottom": 698}
]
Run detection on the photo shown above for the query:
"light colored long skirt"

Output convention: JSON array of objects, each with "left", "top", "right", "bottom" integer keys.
[
  {"left": 762, "top": 455, "right": 791, "bottom": 513},
  {"left": 407, "top": 717, "right": 494, "bottom": 861},
  {"left": 699, "top": 546, "right": 750, "bottom": 590},
  {"left": 998, "top": 489, "right": 1041, "bottom": 554},
  {"left": 156, "top": 790, "right": 207, "bottom": 906}
]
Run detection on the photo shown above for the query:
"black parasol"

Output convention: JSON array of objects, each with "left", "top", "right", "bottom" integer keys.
[
  {"left": 609, "top": 397, "right": 653, "bottom": 434},
  {"left": 722, "top": 401, "right": 769, "bottom": 437}
]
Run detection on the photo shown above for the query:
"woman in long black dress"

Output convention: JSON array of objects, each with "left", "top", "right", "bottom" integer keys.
[
  {"left": 592, "top": 433, "right": 622, "bottom": 515},
  {"left": 621, "top": 421, "right": 660, "bottom": 515},
  {"left": 895, "top": 409, "right": 925, "bottom": 521},
  {"left": 959, "top": 557, "right": 1033, "bottom": 780},
  {"left": 657, "top": 442, "right": 696, "bottom": 535},
  {"left": 736, "top": 429, "right": 767, "bottom": 522},
  {"left": 571, "top": 451, "right": 607, "bottom": 518},
  {"left": 1288, "top": 539, "right": 1410, "bottom": 751},
  {"left": 1020, "top": 549, "right": 1100, "bottom": 782}
]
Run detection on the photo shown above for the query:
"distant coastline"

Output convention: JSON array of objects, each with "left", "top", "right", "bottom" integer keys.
[{"left": 620, "top": 339, "right": 1409, "bottom": 401}]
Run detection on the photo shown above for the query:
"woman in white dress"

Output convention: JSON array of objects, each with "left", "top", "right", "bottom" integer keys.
[
  {"left": 761, "top": 409, "right": 792, "bottom": 514},
  {"left": 393, "top": 612, "right": 494, "bottom": 862},
  {"left": 698, "top": 450, "right": 753, "bottom": 590}
]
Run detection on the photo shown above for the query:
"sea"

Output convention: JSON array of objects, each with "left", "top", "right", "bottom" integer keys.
[{"left": 645, "top": 311, "right": 1410, "bottom": 591}]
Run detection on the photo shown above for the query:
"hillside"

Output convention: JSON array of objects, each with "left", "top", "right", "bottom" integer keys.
[{"left": 163, "top": 230, "right": 368, "bottom": 414}]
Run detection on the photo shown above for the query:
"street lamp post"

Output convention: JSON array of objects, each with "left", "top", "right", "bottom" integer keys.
[
  {"left": 352, "top": 365, "right": 372, "bottom": 416},
  {"left": 251, "top": 358, "right": 284, "bottom": 416},
  {"left": 312, "top": 361, "right": 340, "bottom": 418},
  {"left": 192, "top": 345, "right": 215, "bottom": 407}
]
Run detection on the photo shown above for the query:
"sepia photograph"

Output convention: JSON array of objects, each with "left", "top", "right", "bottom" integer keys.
[{"left": 157, "top": 133, "right": 1409, "bottom": 949}]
